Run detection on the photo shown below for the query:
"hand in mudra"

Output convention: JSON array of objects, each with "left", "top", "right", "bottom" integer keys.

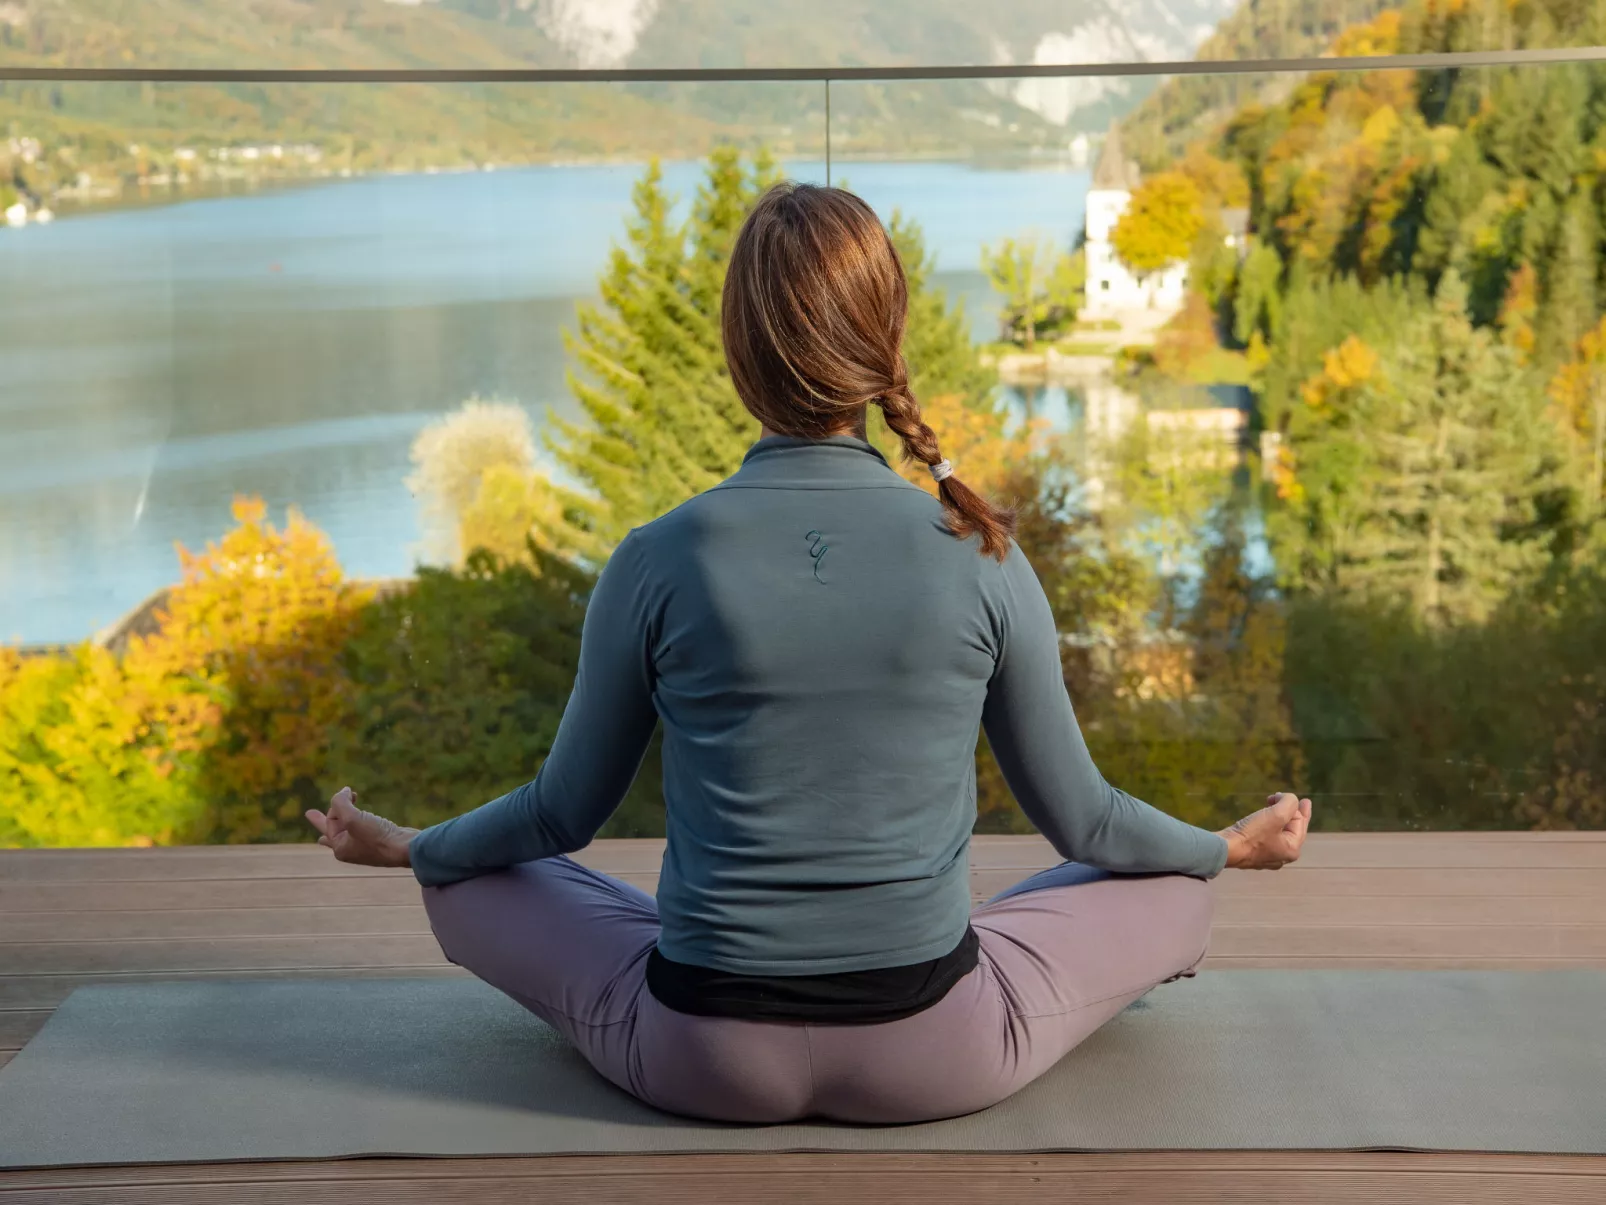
[
  {"left": 304, "top": 787, "right": 417, "bottom": 869},
  {"left": 1218, "top": 792, "right": 1312, "bottom": 870}
]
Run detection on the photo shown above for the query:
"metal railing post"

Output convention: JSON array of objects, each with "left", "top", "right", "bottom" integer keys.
[{"left": 824, "top": 78, "right": 832, "bottom": 186}]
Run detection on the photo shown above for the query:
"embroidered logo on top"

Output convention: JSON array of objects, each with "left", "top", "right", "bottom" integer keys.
[{"left": 804, "top": 530, "right": 829, "bottom": 583}]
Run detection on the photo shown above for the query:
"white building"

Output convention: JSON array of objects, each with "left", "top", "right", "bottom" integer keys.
[{"left": 1081, "top": 124, "right": 1188, "bottom": 322}]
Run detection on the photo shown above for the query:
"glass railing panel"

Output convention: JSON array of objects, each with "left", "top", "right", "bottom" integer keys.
[{"left": 4, "top": 51, "right": 1605, "bottom": 852}]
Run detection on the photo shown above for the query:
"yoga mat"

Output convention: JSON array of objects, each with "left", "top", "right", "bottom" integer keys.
[{"left": 2, "top": 970, "right": 1603, "bottom": 1168}]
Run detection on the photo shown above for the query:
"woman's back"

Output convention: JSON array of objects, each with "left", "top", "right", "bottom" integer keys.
[{"left": 641, "top": 432, "right": 998, "bottom": 974}]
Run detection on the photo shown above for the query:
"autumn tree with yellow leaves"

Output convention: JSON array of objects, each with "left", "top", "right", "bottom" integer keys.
[
  {"left": 0, "top": 642, "right": 201, "bottom": 848},
  {"left": 0, "top": 499, "right": 372, "bottom": 846},
  {"left": 1112, "top": 172, "right": 1205, "bottom": 275},
  {"left": 121, "top": 498, "right": 375, "bottom": 842}
]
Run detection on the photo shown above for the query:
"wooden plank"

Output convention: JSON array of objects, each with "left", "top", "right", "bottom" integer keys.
[
  {"left": 963, "top": 830, "right": 1606, "bottom": 855},
  {"left": 5, "top": 834, "right": 1604, "bottom": 889},
  {"left": 0, "top": 966, "right": 471, "bottom": 1011},
  {"left": 0, "top": 907, "right": 434, "bottom": 942},
  {"left": 965, "top": 833, "right": 1606, "bottom": 870},
  {"left": 7, "top": 1172, "right": 1606, "bottom": 1205},
  {"left": 5, "top": 894, "right": 1598, "bottom": 942},
  {"left": 1, "top": 1154, "right": 1603, "bottom": 1205},
  {"left": 1210, "top": 868, "right": 1606, "bottom": 898},
  {"left": 9, "top": 866, "right": 1605, "bottom": 919},
  {"left": 9, "top": 861, "right": 1605, "bottom": 913},
  {"left": 980, "top": 865, "right": 1606, "bottom": 900},
  {"left": 0, "top": 829, "right": 1596, "bottom": 863},
  {"left": 6, "top": 832, "right": 1604, "bottom": 884},
  {"left": 0, "top": 840, "right": 669, "bottom": 881},
  {"left": 1249, "top": 843, "right": 1606, "bottom": 869},
  {"left": 0, "top": 874, "right": 661, "bottom": 914},
  {"left": 1208, "top": 895, "right": 1592, "bottom": 926},
  {"left": 0, "top": 878, "right": 432, "bottom": 913},
  {"left": 25, "top": 919, "right": 1606, "bottom": 970},
  {"left": 20, "top": 919, "right": 1598, "bottom": 975},
  {"left": 1209, "top": 924, "right": 1606, "bottom": 959},
  {"left": 9, "top": 1150, "right": 1606, "bottom": 1185},
  {"left": 1, "top": 935, "right": 451, "bottom": 976},
  {"left": 0, "top": 1009, "right": 48, "bottom": 1048},
  {"left": 0, "top": 854, "right": 407, "bottom": 883}
]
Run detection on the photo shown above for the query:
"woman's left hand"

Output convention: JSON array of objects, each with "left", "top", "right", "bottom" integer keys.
[{"left": 305, "top": 787, "right": 418, "bottom": 869}]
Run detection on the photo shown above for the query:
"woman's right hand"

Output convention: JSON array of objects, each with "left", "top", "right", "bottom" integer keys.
[
  {"left": 305, "top": 787, "right": 417, "bottom": 870},
  {"left": 1218, "top": 793, "right": 1312, "bottom": 870}
]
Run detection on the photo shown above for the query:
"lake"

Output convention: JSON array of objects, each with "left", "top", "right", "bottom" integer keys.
[{"left": 0, "top": 160, "right": 1094, "bottom": 644}]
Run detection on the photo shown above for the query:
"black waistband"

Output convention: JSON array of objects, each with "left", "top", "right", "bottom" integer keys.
[{"left": 644, "top": 925, "right": 981, "bottom": 1024}]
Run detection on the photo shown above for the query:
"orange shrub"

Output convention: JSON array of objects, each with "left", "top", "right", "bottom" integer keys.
[{"left": 120, "top": 497, "right": 376, "bottom": 842}]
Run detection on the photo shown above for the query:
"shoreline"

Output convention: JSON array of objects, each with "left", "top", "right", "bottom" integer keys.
[{"left": 14, "top": 149, "right": 1090, "bottom": 226}]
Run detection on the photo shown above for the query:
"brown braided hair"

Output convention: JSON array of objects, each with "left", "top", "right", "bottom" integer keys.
[{"left": 721, "top": 181, "right": 1016, "bottom": 561}]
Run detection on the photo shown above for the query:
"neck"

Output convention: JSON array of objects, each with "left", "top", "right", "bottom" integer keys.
[{"left": 760, "top": 411, "right": 869, "bottom": 442}]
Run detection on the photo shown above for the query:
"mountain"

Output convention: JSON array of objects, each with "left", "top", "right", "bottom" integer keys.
[
  {"left": 0, "top": 0, "right": 1239, "bottom": 181},
  {"left": 367, "top": 0, "right": 1236, "bottom": 74},
  {"left": 437, "top": 0, "right": 1242, "bottom": 138}
]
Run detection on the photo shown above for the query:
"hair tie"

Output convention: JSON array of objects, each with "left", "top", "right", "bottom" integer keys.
[{"left": 929, "top": 459, "right": 954, "bottom": 483}]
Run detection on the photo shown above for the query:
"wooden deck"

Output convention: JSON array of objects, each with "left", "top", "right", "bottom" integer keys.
[{"left": 2, "top": 832, "right": 1604, "bottom": 1202}]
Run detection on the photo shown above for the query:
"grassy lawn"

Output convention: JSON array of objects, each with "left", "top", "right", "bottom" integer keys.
[{"left": 1180, "top": 347, "right": 1253, "bottom": 385}]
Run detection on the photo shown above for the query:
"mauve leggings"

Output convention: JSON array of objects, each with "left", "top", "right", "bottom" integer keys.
[{"left": 421, "top": 855, "right": 1213, "bottom": 1124}]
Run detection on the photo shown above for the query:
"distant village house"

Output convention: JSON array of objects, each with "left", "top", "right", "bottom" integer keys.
[{"left": 1081, "top": 124, "right": 1247, "bottom": 322}]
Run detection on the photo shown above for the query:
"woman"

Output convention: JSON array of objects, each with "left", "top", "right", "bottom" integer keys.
[{"left": 306, "top": 182, "right": 1311, "bottom": 1126}]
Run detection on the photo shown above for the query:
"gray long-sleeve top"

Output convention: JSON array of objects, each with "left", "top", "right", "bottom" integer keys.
[{"left": 409, "top": 433, "right": 1229, "bottom": 975}]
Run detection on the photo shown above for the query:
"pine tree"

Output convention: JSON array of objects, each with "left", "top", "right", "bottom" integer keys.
[
  {"left": 1536, "top": 194, "right": 1597, "bottom": 371},
  {"left": 1414, "top": 128, "right": 1500, "bottom": 298},
  {"left": 1316, "top": 271, "right": 1561, "bottom": 623},
  {"left": 536, "top": 153, "right": 998, "bottom": 556},
  {"left": 1232, "top": 240, "right": 1284, "bottom": 347},
  {"left": 533, "top": 149, "right": 775, "bottom": 558}
]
